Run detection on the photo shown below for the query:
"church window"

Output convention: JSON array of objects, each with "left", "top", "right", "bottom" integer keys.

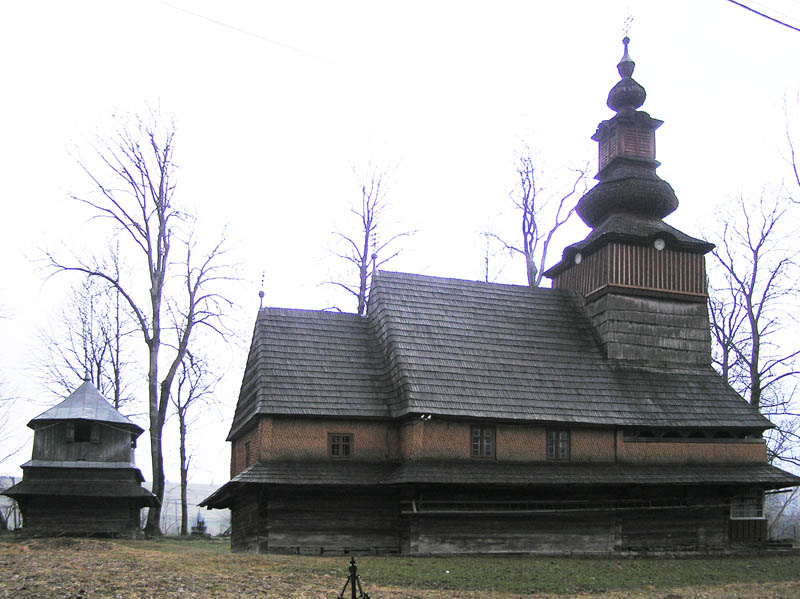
[
  {"left": 547, "top": 429, "right": 570, "bottom": 460},
  {"left": 471, "top": 426, "right": 495, "bottom": 458},
  {"left": 329, "top": 433, "right": 353, "bottom": 458},
  {"left": 244, "top": 441, "right": 251, "bottom": 467}
]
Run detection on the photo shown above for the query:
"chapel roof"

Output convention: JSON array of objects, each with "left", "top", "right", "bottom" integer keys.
[{"left": 29, "top": 380, "right": 143, "bottom": 435}]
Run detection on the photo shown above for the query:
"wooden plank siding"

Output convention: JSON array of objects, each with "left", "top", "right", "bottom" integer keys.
[
  {"left": 18, "top": 497, "right": 140, "bottom": 535},
  {"left": 406, "top": 512, "right": 616, "bottom": 554},
  {"left": 266, "top": 490, "right": 400, "bottom": 555},
  {"left": 225, "top": 481, "right": 764, "bottom": 555},
  {"left": 230, "top": 489, "right": 266, "bottom": 553},
  {"left": 619, "top": 506, "right": 728, "bottom": 551},
  {"left": 32, "top": 422, "right": 134, "bottom": 463},
  {"left": 729, "top": 518, "right": 768, "bottom": 545},
  {"left": 552, "top": 243, "right": 707, "bottom": 300}
]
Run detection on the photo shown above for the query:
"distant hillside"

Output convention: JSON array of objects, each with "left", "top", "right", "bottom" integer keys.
[{"left": 144, "top": 481, "right": 230, "bottom": 536}]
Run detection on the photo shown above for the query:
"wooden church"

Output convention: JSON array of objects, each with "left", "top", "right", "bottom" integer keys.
[
  {"left": 2, "top": 379, "right": 158, "bottom": 536},
  {"left": 201, "top": 39, "right": 800, "bottom": 554}
]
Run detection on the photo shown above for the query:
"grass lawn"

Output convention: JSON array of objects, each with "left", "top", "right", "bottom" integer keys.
[{"left": 1, "top": 535, "right": 799, "bottom": 598}]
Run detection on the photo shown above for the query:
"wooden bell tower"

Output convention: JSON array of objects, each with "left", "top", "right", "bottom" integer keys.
[{"left": 545, "top": 38, "right": 714, "bottom": 369}]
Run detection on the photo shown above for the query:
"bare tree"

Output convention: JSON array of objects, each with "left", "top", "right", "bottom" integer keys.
[
  {"left": 39, "top": 255, "right": 134, "bottom": 408},
  {"left": 46, "top": 113, "right": 234, "bottom": 535},
  {"left": 330, "top": 166, "right": 413, "bottom": 315},
  {"left": 479, "top": 228, "right": 508, "bottom": 284},
  {"left": 489, "top": 145, "right": 587, "bottom": 287},
  {"left": 708, "top": 193, "right": 800, "bottom": 466},
  {"left": 767, "top": 486, "right": 800, "bottom": 538},
  {"left": 0, "top": 387, "right": 20, "bottom": 469},
  {"left": 170, "top": 349, "right": 219, "bottom": 535}
]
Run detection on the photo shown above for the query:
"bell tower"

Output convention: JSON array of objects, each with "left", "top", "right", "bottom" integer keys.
[{"left": 545, "top": 38, "right": 714, "bottom": 369}]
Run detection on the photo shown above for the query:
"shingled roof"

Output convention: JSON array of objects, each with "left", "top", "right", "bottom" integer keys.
[
  {"left": 201, "top": 459, "right": 800, "bottom": 508},
  {"left": 228, "top": 309, "right": 394, "bottom": 439},
  {"left": 228, "top": 271, "right": 770, "bottom": 440},
  {"left": 29, "top": 380, "right": 143, "bottom": 435}
]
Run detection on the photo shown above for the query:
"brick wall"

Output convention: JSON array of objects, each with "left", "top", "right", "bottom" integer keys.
[
  {"left": 230, "top": 424, "right": 261, "bottom": 477},
  {"left": 230, "top": 417, "right": 768, "bottom": 477},
  {"left": 618, "top": 437, "right": 767, "bottom": 463},
  {"left": 496, "top": 425, "right": 546, "bottom": 461},
  {"left": 572, "top": 429, "right": 616, "bottom": 461},
  {"left": 231, "top": 417, "right": 398, "bottom": 474}
]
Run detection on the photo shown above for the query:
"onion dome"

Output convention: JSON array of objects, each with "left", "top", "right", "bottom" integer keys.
[
  {"left": 607, "top": 37, "right": 646, "bottom": 112},
  {"left": 573, "top": 36, "right": 679, "bottom": 228},
  {"left": 545, "top": 37, "right": 713, "bottom": 283}
]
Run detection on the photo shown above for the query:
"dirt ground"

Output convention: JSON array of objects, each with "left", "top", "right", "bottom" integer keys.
[{"left": 1, "top": 537, "right": 799, "bottom": 599}]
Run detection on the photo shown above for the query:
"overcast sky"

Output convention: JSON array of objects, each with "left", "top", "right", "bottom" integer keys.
[{"left": 1, "top": 1, "right": 799, "bottom": 489}]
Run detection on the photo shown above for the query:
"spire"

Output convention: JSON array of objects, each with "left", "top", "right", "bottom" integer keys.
[
  {"left": 544, "top": 37, "right": 713, "bottom": 286},
  {"left": 617, "top": 36, "right": 634, "bottom": 78},
  {"left": 544, "top": 38, "right": 717, "bottom": 369},
  {"left": 607, "top": 37, "right": 646, "bottom": 114},
  {"left": 574, "top": 36, "right": 677, "bottom": 228}
]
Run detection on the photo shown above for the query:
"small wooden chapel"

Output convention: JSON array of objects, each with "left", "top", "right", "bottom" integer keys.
[
  {"left": 201, "top": 39, "right": 800, "bottom": 554},
  {"left": 2, "top": 379, "right": 158, "bottom": 536}
]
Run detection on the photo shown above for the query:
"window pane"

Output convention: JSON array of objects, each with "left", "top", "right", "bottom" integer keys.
[
  {"left": 547, "top": 431, "right": 556, "bottom": 458},
  {"left": 547, "top": 430, "right": 569, "bottom": 460},
  {"left": 558, "top": 431, "right": 569, "bottom": 459},
  {"left": 342, "top": 436, "right": 351, "bottom": 457},
  {"left": 330, "top": 435, "right": 340, "bottom": 456},
  {"left": 731, "top": 491, "right": 764, "bottom": 519},
  {"left": 483, "top": 428, "right": 494, "bottom": 457},
  {"left": 471, "top": 428, "right": 482, "bottom": 456}
]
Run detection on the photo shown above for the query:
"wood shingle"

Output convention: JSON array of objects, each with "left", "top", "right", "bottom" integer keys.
[{"left": 230, "top": 271, "right": 770, "bottom": 435}]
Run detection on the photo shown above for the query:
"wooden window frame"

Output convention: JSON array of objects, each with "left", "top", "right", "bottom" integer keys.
[
  {"left": 547, "top": 429, "right": 570, "bottom": 461},
  {"left": 244, "top": 441, "right": 251, "bottom": 468},
  {"left": 68, "top": 422, "right": 99, "bottom": 444},
  {"left": 471, "top": 425, "right": 495, "bottom": 458},
  {"left": 328, "top": 433, "right": 353, "bottom": 458},
  {"left": 730, "top": 490, "right": 765, "bottom": 520}
]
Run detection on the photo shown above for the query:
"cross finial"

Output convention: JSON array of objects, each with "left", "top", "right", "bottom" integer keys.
[
  {"left": 622, "top": 12, "right": 633, "bottom": 37},
  {"left": 258, "top": 271, "right": 265, "bottom": 309}
]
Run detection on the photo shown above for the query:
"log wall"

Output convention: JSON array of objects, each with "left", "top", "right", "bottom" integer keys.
[
  {"left": 406, "top": 512, "right": 615, "bottom": 554},
  {"left": 229, "top": 484, "right": 752, "bottom": 555},
  {"left": 19, "top": 497, "right": 139, "bottom": 535},
  {"left": 265, "top": 489, "right": 400, "bottom": 555},
  {"left": 230, "top": 489, "right": 266, "bottom": 553}
]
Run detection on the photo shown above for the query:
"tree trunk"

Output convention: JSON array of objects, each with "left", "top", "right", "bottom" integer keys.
[
  {"left": 525, "top": 250, "right": 537, "bottom": 287},
  {"left": 144, "top": 336, "right": 163, "bottom": 536},
  {"left": 179, "top": 409, "right": 188, "bottom": 536}
]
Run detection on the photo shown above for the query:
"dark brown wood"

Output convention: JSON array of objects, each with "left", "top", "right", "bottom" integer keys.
[
  {"left": 729, "top": 518, "right": 768, "bottom": 545},
  {"left": 266, "top": 489, "right": 400, "bottom": 555},
  {"left": 33, "top": 422, "right": 134, "bottom": 463},
  {"left": 17, "top": 497, "right": 140, "bottom": 536},
  {"left": 2, "top": 382, "right": 157, "bottom": 537},
  {"left": 552, "top": 243, "right": 707, "bottom": 300},
  {"left": 585, "top": 292, "right": 712, "bottom": 366}
]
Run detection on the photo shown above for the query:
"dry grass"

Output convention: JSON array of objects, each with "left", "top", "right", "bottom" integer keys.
[{"left": 0, "top": 536, "right": 799, "bottom": 598}]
